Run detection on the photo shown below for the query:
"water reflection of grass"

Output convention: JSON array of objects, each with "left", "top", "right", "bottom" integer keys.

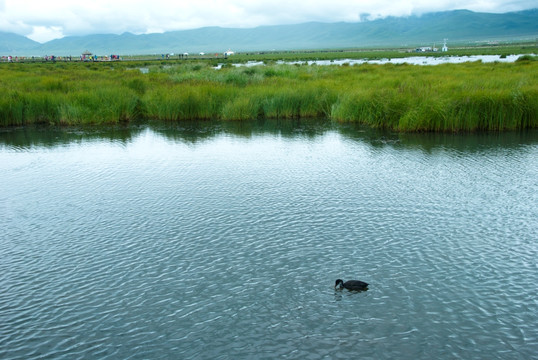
[{"left": 0, "top": 57, "right": 536, "bottom": 131}]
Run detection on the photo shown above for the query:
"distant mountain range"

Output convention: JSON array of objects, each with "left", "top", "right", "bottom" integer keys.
[{"left": 1, "top": 9, "right": 536, "bottom": 56}]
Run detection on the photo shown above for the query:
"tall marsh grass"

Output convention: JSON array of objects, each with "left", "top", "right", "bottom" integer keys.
[{"left": 0, "top": 59, "right": 536, "bottom": 131}]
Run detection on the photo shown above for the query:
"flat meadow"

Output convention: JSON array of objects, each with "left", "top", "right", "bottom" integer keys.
[{"left": 0, "top": 54, "right": 536, "bottom": 131}]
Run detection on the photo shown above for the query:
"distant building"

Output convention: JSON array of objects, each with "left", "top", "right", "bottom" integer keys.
[
  {"left": 416, "top": 47, "right": 432, "bottom": 52},
  {"left": 81, "top": 50, "right": 92, "bottom": 61},
  {"left": 442, "top": 39, "right": 448, "bottom": 52},
  {"left": 224, "top": 49, "right": 234, "bottom": 57}
]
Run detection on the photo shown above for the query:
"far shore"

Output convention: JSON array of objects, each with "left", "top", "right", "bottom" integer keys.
[{"left": 1, "top": 42, "right": 536, "bottom": 64}]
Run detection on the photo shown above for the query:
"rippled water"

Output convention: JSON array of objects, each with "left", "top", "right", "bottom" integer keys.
[{"left": 1, "top": 121, "right": 537, "bottom": 359}]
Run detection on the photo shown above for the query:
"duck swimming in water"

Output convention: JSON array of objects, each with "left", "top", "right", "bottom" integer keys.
[{"left": 335, "top": 279, "right": 369, "bottom": 291}]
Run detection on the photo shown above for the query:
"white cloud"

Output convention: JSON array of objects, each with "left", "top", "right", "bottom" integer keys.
[
  {"left": 27, "top": 26, "right": 64, "bottom": 43},
  {"left": 0, "top": 0, "right": 535, "bottom": 42}
]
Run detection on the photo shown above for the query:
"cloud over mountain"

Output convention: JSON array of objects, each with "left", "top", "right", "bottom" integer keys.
[{"left": 0, "top": 0, "right": 536, "bottom": 43}]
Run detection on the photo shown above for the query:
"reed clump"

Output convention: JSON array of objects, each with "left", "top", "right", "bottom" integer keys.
[{"left": 0, "top": 59, "right": 536, "bottom": 131}]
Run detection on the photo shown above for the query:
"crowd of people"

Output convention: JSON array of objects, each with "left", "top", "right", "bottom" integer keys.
[{"left": 0, "top": 54, "right": 121, "bottom": 62}]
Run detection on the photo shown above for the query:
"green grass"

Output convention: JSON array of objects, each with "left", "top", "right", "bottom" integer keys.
[{"left": 0, "top": 55, "right": 536, "bottom": 131}]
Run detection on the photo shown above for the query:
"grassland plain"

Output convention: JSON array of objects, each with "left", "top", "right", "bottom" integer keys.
[{"left": 0, "top": 55, "right": 536, "bottom": 132}]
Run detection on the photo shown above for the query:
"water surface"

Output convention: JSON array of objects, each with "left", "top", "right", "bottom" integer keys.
[
  {"left": 231, "top": 54, "right": 531, "bottom": 68},
  {"left": 1, "top": 121, "right": 537, "bottom": 359}
]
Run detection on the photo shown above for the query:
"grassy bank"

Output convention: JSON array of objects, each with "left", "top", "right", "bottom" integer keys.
[{"left": 0, "top": 56, "right": 536, "bottom": 131}]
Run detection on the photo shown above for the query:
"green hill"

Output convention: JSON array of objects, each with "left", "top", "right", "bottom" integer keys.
[
  {"left": 0, "top": 32, "right": 41, "bottom": 54},
  {"left": 1, "top": 9, "right": 536, "bottom": 56}
]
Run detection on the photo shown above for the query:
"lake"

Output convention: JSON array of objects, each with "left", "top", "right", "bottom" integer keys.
[
  {"left": 230, "top": 54, "right": 531, "bottom": 69},
  {"left": 1, "top": 120, "right": 537, "bottom": 359}
]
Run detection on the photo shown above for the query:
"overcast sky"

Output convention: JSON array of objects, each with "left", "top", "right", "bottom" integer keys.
[{"left": 0, "top": 0, "right": 535, "bottom": 43}]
